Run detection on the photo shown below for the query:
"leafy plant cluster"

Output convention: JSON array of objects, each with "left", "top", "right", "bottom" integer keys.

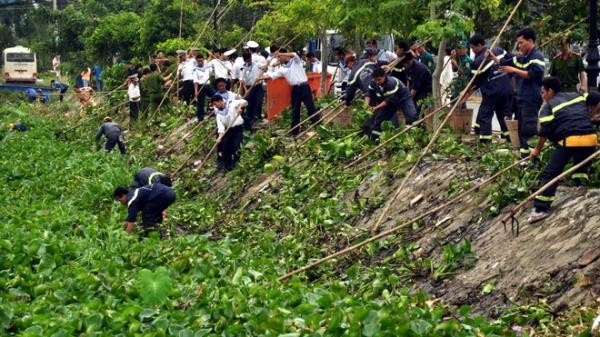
[{"left": 0, "top": 93, "right": 597, "bottom": 337}]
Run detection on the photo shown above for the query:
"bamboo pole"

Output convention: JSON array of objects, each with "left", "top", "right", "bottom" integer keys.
[
  {"left": 369, "top": 0, "right": 525, "bottom": 233},
  {"left": 161, "top": 113, "right": 214, "bottom": 156},
  {"left": 540, "top": 17, "right": 588, "bottom": 48},
  {"left": 277, "top": 157, "right": 530, "bottom": 281},
  {"left": 344, "top": 97, "right": 460, "bottom": 169},
  {"left": 501, "top": 150, "right": 600, "bottom": 225}
]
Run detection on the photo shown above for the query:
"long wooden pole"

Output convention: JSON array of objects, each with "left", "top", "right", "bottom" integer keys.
[
  {"left": 540, "top": 17, "right": 589, "bottom": 48},
  {"left": 344, "top": 97, "right": 460, "bottom": 169},
  {"left": 369, "top": 0, "right": 525, "bottom": 233},
  {"left": 501, "top": 149, "right": 600, "bottom": 225},
  {"left": 278, "top": 157, "right": 529, "bottom": 281}
]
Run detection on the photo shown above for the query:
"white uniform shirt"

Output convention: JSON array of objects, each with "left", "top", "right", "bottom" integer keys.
[
  {"left": 216, "top": 99, "right": 246, "bottom": 134},
  {"left": 207, "top": 58, "right": 232, "bottom": 79},
  {"left": 376, "top": 49, "right": 397, "bottom": 63},
  {"left": 128, "top": 83, "right": 140, "bottom": 102},
  {"left": 270, "top": 53, "right": 308, "bottom": 86},
  {"left": 251, "top": 53, "right": 267, "bottom": 68},
  {"left": 215, "top": 90, "right": 240, "bottom": 105},
  {"left": 308, "top": 60, "right": 322, "bottom": 73},
  {"left": 241, "top": 62, "right": 264, "bottom": 87},
  {"left": 181, "top": 59, "right": 196, "bottom": 81},
  {"left": 192, "top": 66, "right": 210, "bottom": 85},
  {"left": 231, "top": 57, "right": 245, "bottom": 80}
]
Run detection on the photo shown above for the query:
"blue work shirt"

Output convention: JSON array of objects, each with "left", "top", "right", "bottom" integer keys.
[{"left": 500, "top": 47, "right": 545, "bottom": 99}]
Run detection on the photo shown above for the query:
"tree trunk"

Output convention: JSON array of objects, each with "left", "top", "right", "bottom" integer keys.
[{"left": 320, "top": 27, "right": 329, "bottom": 95}]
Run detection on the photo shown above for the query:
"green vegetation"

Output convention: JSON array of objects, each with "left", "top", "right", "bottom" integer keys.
[{"left": 1, "top": 93, "right": 597, "bottom": 336}]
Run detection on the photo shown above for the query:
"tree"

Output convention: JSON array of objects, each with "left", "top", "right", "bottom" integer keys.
[{"left": 85, "top": 12, "right": 142, "bottom": 63}]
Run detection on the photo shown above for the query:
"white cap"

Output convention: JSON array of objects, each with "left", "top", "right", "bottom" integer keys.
[
  {"left": 265, "top": 46, "right": 271, "bottom": 54},
  {"left": 176, "top": 49, "right": 186, "bottom": 55},
  {"left": 246, "top": 41, "right": 259, "bottom": 49},
  {"left": 224, "top": 49, "right": 236, "bottom": 57}
]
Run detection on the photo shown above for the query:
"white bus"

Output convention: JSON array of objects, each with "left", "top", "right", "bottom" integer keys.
[{"left": 2, "top": 46, "right": 37, "bottom": 83}]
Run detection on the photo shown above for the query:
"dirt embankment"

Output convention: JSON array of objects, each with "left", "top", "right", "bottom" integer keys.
[{"left": 355, "top": 159, "right": 600, "bottom": 316}]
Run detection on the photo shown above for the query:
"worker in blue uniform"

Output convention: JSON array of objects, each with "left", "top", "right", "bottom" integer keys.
[
  {"left": 114, "top": 183, "right": 176, "bottom": 236},
  {"left": 468, "top": 34, "right": 512, "bottom": 142},
  {"left": 131, "top": 167, "right": 172, "bottom": 189},
  {"left": 492, "top": 27, "right": 545, "bottom": 156},
  {"left": 364, "top": 67, "right": 417, "bottom": 139},
  {"left": 528, "top": 77, "right": 598, "bottom": 223}
]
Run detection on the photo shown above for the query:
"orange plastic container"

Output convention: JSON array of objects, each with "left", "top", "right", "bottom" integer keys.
[{"left": 266, "top": 72, "right": 331, "bottom": 121}]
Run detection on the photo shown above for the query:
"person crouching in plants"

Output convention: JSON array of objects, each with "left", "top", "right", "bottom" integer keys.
[
  {"left": 113, "top": 184, "right": 176, "bottom": 237},
  {"left": 527, "top": 77, "right": 598, "bottom": 223},
  {"left": 363, "top": 67, "right": 417, "bottom": 140},
  {"left": 211, "top": 95, "right": 247, "bottom": 171},
  {"left": 131, "top": 167, "right": 172, "bottom": 189},
  {"left": 7, "top": 121, "right": 29, "bottom": 132},
  {"left": 95, "top": 117, "right": 126, "bottom": 154}
]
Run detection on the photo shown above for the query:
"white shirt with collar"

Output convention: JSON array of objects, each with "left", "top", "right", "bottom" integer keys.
[
  {"left": 216, "top": 99, "right": 247, "bottom": 134},
  {"left": 308, "top": 60, "right": 322, "bottom": 73},
  {"left": 251, "top": 53, "right": 267, "bottom": 68},
  {"left": 231, "top": 57, "right": 245, "bottom": 80},
  {"left": 269, "top": 53, "right": 308, "bottom": 86},
  {"left": 128, "top": 83, "right": 140, "bottom": 102},
  {"left": 207, "top": 58, "right": 232, "bottom": 79},
  {"left": 181, "top": 59, "right": 196, "bottom": 81},
  {"left": 241, "top": 62, "right": 263, "bottom": 87},
  {"left": 215, "top": 90, "right": 240, "bottom": 105},
  {"left": 192, "top": 66, "right": 210, "bottom": 85}
]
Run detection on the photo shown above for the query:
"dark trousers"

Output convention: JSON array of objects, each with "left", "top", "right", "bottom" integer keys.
[
  {"left": 129, "top": 101, "right": 140, "bottom": 121},
  {"left": 290, "top": 83, "right": 318, "bottom": 135},
  {"left": 476, "top": 92, "right": 511, "bottom": 142},
  {"left": 217, "top": 125, "right": 244, "bottom": 171},
  {"left": 534, "top": 145, "right": 596, "bottom": 212},
  {"left": 105, "top": 132, "right": 126, "bottom": 154},
  {"left": 59, "top": 87, "right": 68, "bottom": 102},
  {"left": 141, "top": 189, "right": 176, "bottom": 236},
  {"left": 517, "top": 95, "right": 542, "bottom": 156},
  {"left": 364, "top": 98, "right": 417, "bottom": 139},
  {"left": 244, "top": 84, "right": 265, "bottom": 130},
  {"left": 196, "top": 85, "right": 215, "bottom": 121},
  {"left": 181, "top": 80, "right": 194, "bottom": 105}
]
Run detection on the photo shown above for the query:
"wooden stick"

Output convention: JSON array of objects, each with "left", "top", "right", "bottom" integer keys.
[
  {"left": 191, "top": 109, "right": 246, "bottom": 174},
  {"left": 369, "top": 0, "right": 524, "bottom": 233},
  {"left": 161, "top": 113, "right": 214, "bottom": 156},
  {"left": 501, "top": 149, "right": 600, "bottom": 224},
  {"left": 540, "top": 17, "right": 588, "bottom": 48},
  {"left": 286, "top": 97, "right": 344, "bottom": 135},
  {"left": 277, "top": 157, "right": 530, "bottom": 281},
  {"left": 296, "top": 104, "right": 347, "bottom": 147},
  {"left": 344, "top": 97, "right": 460, "bottom": 169}
]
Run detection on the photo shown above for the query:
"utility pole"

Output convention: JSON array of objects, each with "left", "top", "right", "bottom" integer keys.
[
  {"left": 53, "top": 0, "right": 58, "bottom": 11},
  {"left": 586, "top": 0, "right": 599, "bottom": 91}
]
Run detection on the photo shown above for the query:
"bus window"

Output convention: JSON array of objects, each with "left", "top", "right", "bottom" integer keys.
[{"left": 7, "top": 53, "right": 35, "bottom": 63}]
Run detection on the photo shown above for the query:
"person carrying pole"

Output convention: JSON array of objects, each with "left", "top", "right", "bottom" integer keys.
[
  {"left": 344, "top": 50, "right": 378, "bottom": 106},
  {"left": 239, "top": 51, "right": 265, "bottom": 131},
  {"left": 468, "top": 34, "right": 512, "bottom": 142},
  {"left": 127, "top": 75, "right": 141, "bottom": 122},
  {"left": 363, "top": 67, "right": 417, "bottom": 140},
  {"left": 192, "top": 53, "right": 215, "bottom": 122},
  {"left": 211, "top": 95, "right": 248, "bottom": 171},
  {"left": 258, "top": 49, "right": 319, "bottom": 136},
  {"left": 527, "top": 77, "right": 599, "bottom": 223},
  {"left": 491, "top": 27, "right": 545, "bottom": 157},
  {"left": 95, "top": 117, "right": 126, "bottom": 154}
]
